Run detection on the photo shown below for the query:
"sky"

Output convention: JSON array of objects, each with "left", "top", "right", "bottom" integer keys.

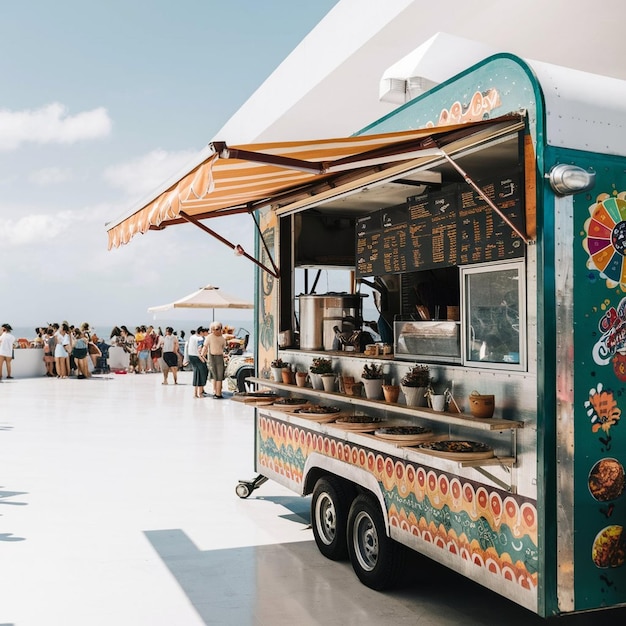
[{"left": 0, "top": 1, "right": 339, "bottom": 330}]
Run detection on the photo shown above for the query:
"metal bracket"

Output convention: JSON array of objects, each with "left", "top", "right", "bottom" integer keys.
[
  {"left": 471, "top": 465, "right": 516, "bottom": 493},
  {"left": 437, "top": 148, "right": 530, "bottom": 244},
  {"left": 180, "top": 209, "right": 280, "bottom": 279}
]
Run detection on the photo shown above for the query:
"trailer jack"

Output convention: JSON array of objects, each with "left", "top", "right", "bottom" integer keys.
[{"left": 235, "top": 474, "right": 269, "bottom": 499}]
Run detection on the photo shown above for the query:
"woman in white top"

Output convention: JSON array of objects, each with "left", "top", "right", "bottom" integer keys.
[
  {"left": 54, "top": 323, "right": 71, "bottom": 378},
  {"left": 0, "top": 323, "right": 16, "bottom": 379}
]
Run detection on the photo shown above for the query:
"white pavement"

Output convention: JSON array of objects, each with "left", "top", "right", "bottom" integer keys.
[{"left": 1, "top": 372, "right": 624, "bottom": 625}]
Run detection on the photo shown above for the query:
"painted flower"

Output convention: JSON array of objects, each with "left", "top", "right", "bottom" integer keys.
[
  {"left": 613, "top": 352, "right": 626, "bottom": 382},
  {"left": 585, "top": 383, "right": 621, "bottom": 433}
]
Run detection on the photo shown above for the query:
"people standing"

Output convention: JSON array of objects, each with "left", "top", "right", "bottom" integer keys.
[
  {"left": 0, "top": 323, "right": 16, "bottom": 379},
  {"left": 43, "top": 327, "right": 56, "bottom": 377},
  {"left": 150, "top": 326, "right": 162, "bottom": 373},
  {"left": 160, "top": 327, "right": 180, "bottom": 385},
  {"left": 203, "top": 321, "right": 226, "bottom": 399},
  {"left": 135, "top": 325, "right": 151, "bottom": 373},
  {"left": 187, "top": 326, "right": 208, "bottom": 398},
  {"left": 72, "top": 329, "right": 90, "bottom": 379},
  {"left": 54, "top": 323, "right": 71, "bottom": 378},
  {"left": 87, "top": 333, "right": 102, "bottom": 371},
  {"left": 120, "top": 326, "right": 136, "bottom": 373}
]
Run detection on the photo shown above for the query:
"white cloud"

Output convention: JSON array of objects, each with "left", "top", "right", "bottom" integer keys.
[
  {"left": 0, "top": 212, "right": 69, "bottom": 246},
  {"left": 0, "top": 103, "right": 112, "bottom": 151},
  {"left": 29, "top": 167, "right": 73, "bottom": 186},
  {"left": 103, "top": 148, "right": 199, "bottom": 199},
  {"left": 0, "top": 201, "right": 113, "bottom": 248}
]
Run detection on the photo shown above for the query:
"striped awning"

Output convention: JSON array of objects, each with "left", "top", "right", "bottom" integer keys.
[{"left": 106, "top": 114, "right": 524, "bottom": 249}]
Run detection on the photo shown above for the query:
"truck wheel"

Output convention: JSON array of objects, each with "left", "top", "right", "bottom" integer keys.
[
  {"left": 311, "top": 477, "right": 349, "bottom": 561},
  {"left": 347, "top": 493, "right": 405, "bottom": 590},
  {"left": 236, "top": 367, "right": 254, "bottom": 392}
]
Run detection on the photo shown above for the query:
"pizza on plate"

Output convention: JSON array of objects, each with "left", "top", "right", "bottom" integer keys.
[
  {"left": 336, "top": 415, "right": 383, "bottom": 424},
  {"left": 294, "top": 405, "right": 341, "bottom": 414},
  {"left": 272, "top": 397, "right": 309, "bottom": 406},
  {"left": 375, "top": 426, "right": 432, "bottom": 436},
  {"left": 418, "top": 440, "right": 493, "bottom": 454}
]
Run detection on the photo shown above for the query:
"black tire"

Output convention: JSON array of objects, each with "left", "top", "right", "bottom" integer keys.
[
  {"left": 236, "top": 367, "right": 255, "bottom": 392},
  {"left": 311, "top": 476, "right": 350, "bottom": 561},
  {"left": 347, "top": 493, "right": 405, "bottom": 590}
]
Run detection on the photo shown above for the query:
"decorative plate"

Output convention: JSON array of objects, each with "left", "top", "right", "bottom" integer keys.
[
  {"left": 289, "top": 406, "right": 342, "bottom": 422},
  {"left": 374, "top": 425, "right": 434, "bottom": 443},
  {"left": 333, "top": 415, "right": 385, "bottom": 431},
  {"left": 271, "top": 398, "right": 310, "bottom": 409},
  {"left": 415, "top": 439, "right": 494, "bottom": 460}
]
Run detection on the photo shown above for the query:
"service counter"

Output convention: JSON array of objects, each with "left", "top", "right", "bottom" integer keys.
[{"left": 9, "top": 348, "right": 46, "bottom": 378}]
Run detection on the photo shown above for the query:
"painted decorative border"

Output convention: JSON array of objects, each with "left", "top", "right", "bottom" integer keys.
[{"left": 257, "top": 415, "right": 538, "bottom": 594}]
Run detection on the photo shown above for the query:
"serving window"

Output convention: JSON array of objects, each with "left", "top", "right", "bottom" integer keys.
[{"left": 461, "top": 260, "right": 527, "bottom": 370}]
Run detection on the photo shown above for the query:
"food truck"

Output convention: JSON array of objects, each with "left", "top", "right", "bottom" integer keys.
[{"left": 106, "top": 53, "right": 626, "bottom": 617}]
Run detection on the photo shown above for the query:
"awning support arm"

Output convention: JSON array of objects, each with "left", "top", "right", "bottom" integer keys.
[
  {"left": 211, "top": 142, "right": 324, "bottom": 174},
  {"left": 179, "top": 210, "right": 280, "bottom": 279},
  {"left": 437, "top": 149, "right": 530, "bottom": 244},
  {"left": 248, "top": 209, "right": 281, "bottom": 279}
]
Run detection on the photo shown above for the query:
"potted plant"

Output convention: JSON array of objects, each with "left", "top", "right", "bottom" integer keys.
[
  {"left": 382, "top": 380, "right": 401, "bottom": 404},
  {"left": 361, "top": 362, "right": 384, "bottom": 400},
  {"left": 400, "top": 364, "right": 430, "bottom": 406},
  {"left": 309, "top": 357, "right": 333, "bottom": 389},
  {"left": 271, "top": 357, "right": 288, "bottom": 382}
]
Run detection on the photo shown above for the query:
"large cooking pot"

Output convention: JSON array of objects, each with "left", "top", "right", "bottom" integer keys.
[{"left": 298, "top": 293, "right": 365, "bottom": 351}]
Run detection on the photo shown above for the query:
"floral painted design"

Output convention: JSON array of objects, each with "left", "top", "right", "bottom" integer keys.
[
  {"left": 585, "top": 383, "right": 621, "bottom": 434},
  {"left": 582, "top": 191, "right": 626, "bottom": 290}
]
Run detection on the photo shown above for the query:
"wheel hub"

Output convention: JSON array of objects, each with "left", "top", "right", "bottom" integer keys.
[
  {"left": 354, "top": 511, "right": 379, "bottom": 571},
  {"left": 317, "top": 493, "right": 337, "bottom": 544}
]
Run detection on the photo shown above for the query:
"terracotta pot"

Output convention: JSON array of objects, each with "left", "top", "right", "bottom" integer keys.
[
  {"left": 339, "top": 376, "right": 354, "bottom": 393},
  {"left": 382, "top": 384, "right": 400, "bottom": 403},
  {"left": 281, "top": 368, "right": 294, "bottom": 384},
  {"left": 469, "top": 391, "right": 495, "bottom": 418},
  {"left": 295, "top": 372, "right": 309, "bottom": 387},
  {"left": 344, "top": 381, "right": 363, "bottom": 397}
]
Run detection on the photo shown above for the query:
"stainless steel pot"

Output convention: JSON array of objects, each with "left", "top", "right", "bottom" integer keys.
[{"left": 298, "top": 294, "right": 365, "bottom": 351}]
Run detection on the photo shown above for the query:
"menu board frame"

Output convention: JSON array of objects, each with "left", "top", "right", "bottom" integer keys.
[{"left": 355, "top": 169, "right": 525, "bottom": 277}]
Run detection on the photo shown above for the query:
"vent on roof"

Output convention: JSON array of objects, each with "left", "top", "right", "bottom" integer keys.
[
  {"left": 379, "top": 33, "right": 496, "bottom": 105},
  {"left": 379, "top": 77, "right": 409, "bottom": 104}
]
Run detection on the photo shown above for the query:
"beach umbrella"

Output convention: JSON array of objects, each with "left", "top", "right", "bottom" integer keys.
[{"left": 148, "top": 284, "right": 253, "bottom": 321}]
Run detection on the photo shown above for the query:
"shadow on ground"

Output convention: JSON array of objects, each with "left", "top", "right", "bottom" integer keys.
[
  {"left": 144, "top": 525, "right": 626, "bottom": 626},
  {"left": 0, "top": 487, "right": 28, "bottom": 542}
]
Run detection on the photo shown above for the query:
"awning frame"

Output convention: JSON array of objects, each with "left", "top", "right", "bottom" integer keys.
[
  {"left": 179, "top": 208, "right": 280, "bottom": 279},
  {"left": 436, "top": 148, "right": 530, "bottom": 244},
  {"left": 106, "top": 113, "right": 530, "bottom": 278}
]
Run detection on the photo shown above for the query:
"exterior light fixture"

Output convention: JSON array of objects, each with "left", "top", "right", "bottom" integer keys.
[{"left": 548, "top": 164, "right": 595, "bottom": 196}]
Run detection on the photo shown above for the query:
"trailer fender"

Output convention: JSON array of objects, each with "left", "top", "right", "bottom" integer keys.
[{"left": 303, "top": 452, "right": 390, "bottom": 533}]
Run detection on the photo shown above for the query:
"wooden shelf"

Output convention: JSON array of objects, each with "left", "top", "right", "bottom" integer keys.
[
  {"left": 247, "top": 377, "right": 523, "bottom": 432},
  {"left": 458, "top": 456, "right": 515, "bottom": 468}
]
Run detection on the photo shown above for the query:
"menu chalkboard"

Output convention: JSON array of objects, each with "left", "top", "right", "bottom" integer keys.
[{"left": 356, "top": 171, "right": 524, "bottom": 277}]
